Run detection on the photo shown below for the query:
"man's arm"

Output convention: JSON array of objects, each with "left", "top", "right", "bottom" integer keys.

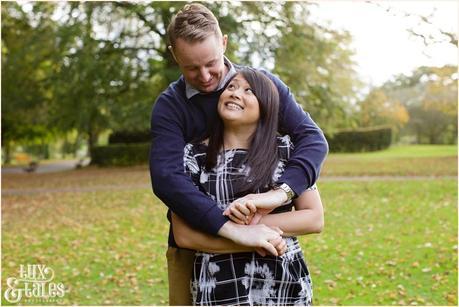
[
  {"left": 263, "top": 70, "right": 329, "bottom": 196},
  {"left": 171, "top": 213, "right": 253, "bottom": 253},
  {"left": 150, "top": 94, "right": 228, "bottom": 235},
  {"left": 172, "top": 213, "right": 287, "bottom": 256}
]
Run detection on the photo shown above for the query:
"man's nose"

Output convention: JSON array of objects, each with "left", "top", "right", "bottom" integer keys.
[{"left": 198, "top": 68, "right": 211, "bottom": 82}]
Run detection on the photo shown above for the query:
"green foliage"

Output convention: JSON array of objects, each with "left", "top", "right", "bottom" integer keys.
[
  {"left": 378, "top": 65, "right": 458, "bottom": 144},
  {"left": 273, "top": 2, "right": 362, "bottom": 132},
  {"left": 326, "top": 126, "right": 392, "bottom": 152},
  {"left": 358, "top": 89, "right": 409, "bottom": 133},
  {"left": 91, "top": 143, "right": 149, "bottom": 166},
  {"left": 1, "top": 2, "right": 59, "bottom": 162}
]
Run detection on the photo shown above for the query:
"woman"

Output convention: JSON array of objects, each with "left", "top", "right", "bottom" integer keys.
[{"left": 172, "top": 68, "right": 324, "bottom": 306}]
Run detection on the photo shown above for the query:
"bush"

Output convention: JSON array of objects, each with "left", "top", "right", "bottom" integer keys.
[
  {"left": 91, "top": 143, "right": 150, "bottom": 166},
  {"left": 326, "top": 126, "right": 392, "bottom": 152},
  {"left": 109, "top": 130, "right": 151, "bottom": 144}
]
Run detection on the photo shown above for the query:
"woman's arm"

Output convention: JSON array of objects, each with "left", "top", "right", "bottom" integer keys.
[
  {"left": 172, "top": 213, "right": 287, "bottom": 255},
  {"left": 257, "top": 188, "right": 324, "bottom": 237}
]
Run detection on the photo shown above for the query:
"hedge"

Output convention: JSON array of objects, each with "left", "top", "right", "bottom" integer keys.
[
  {"left": 326, "top": 126, "right": 392, "bottom": 152},
  {"left": 109, "top": 130, "right": 151, "bottom": 144},
  {"left": 91, "top": 143, "right": 150, "bottom": 166}
]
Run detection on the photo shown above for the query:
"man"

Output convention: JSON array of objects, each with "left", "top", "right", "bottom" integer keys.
[{"left": 149, "top": 3, "right": 328, "bottom": 305}]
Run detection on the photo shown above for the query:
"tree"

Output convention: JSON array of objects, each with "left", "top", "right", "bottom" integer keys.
[
  {"left": 1, "top": 2, "right": 58, "bottom": 162},
  {"left": 380, "top": 65, "right": 457, "bottom": 144},
  {"left": 3, "top": 1, "right": 364, "bottom": 160},
  {"left": 272, "top": 2, "right": 362, "bottom": 132},
  {"left": 358, "top": 89, "right": 409, "bottom": 131}
]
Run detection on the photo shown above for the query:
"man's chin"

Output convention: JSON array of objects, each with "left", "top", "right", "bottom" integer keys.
[{"left": 198, "top": 82, "right": 218, "bottom": 93}]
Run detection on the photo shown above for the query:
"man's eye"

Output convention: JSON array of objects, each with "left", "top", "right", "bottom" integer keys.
[{"left": 227, "top": 84, "right": 235, "bottom": 89}]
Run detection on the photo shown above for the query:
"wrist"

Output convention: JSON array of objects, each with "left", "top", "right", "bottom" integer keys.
[
  {"left": 269, "top": 189, "right": 288, "bottom": 205},
  {"left": 218, "top": 221, "right": 241, "bottom": 241},
  {"left": 273, "top": 183, "right": 294, "bottom": 202}
]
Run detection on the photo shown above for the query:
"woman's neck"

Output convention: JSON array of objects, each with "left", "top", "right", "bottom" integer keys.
[{"left": 222, "top": 125, "right": 256, "bottom": 150}]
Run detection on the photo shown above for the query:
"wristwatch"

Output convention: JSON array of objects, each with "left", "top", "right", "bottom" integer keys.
[{"left": 273, "top": 183, "right": 295, "bottom": 201}]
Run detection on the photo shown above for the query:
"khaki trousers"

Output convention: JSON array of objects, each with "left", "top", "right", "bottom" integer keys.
[{"left": 166, "top": 246, "right": 196, "bottom": 306}]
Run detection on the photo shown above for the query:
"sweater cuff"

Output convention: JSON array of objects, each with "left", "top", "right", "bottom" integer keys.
[
  {"left": 278, "top": 165, "right": 313, "bottom": 198},
  {"left": 199, "top": 206, "right": 230, "bottom": 235}
]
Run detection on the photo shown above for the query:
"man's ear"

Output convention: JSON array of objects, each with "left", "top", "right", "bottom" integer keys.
[
  {"left": 222, "top": 34, "right": 228, "bottom": 53},
  {"left": 168, "top": 45, "right": 178, "bottom": 62}
]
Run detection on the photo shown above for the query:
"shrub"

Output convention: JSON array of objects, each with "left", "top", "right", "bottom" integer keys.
[
  {"left": 109, "top": 130, "right": 151, "bottom": 144},
  {"left": 326, "top": 126, "right": 392, "bottom": 152},
  {"left": 91, "top": 143, "right": 150, "bottom": 166}
]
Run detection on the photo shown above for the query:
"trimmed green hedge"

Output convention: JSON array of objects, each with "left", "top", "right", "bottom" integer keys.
[
  {"left": 109, "top": 130, "right": 150, "bottom": 144},
  {"left": 326, "top": 126, "right": 392, "bottom": 152},
  {"left": 91, "top": 143, "right": 150, "bottom": 166}
]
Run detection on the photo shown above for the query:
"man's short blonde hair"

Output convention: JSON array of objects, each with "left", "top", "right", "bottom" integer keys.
[{"left": 167, "top": 3, "right": 222, "bottom": 49}]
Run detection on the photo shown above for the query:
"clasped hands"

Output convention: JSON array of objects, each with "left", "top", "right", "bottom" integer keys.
[{"left": 223, "top": 189, "right": 288, "bottom": 257}]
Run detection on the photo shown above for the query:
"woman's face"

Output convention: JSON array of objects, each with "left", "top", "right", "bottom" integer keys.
[{"left": 218, "top": 74, "right": 260, "bottom": 127}]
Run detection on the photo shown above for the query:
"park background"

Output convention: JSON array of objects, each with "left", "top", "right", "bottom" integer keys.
[{"left": 1, "top": 0, "right": 457, "bottom": 305}]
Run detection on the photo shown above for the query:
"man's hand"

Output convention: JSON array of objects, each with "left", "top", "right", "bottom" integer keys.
[
  {"left": 223, "top": 189, "right": 288, "bottom": 224},
  {"left": 218, "top": 222, "right": 285, "bottom": 256}
]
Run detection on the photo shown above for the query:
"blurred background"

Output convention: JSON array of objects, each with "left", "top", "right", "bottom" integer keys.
[
  {"left": 1, "top": 0, "right": 457, "bottom": 165},
  {"left": 1, "top": 1, "right": 457, "bottom": 306}
]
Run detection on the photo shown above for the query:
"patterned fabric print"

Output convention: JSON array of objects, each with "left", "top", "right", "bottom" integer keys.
[{"left": 184, "top": 135, "right": 313, "bottom": 306}]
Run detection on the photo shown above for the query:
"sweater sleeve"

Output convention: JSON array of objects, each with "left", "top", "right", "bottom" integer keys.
[
  {"left": 149, "top": 94, "right": 229, "bottom": 235},
  {"left": 264, "top": 70, "right": 329, "bottom": 196}
]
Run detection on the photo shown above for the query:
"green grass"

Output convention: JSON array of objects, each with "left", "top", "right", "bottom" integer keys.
[
  {"left": 2, "top": 179, "right": 457, "bottom": 305},
  {"left": 329, "top": 144, "right": 457, "bottom": 159},
  {"left": 322, "top": 145, "right": 457, "bottom": 177},
  {"left": 306, "top": 179, "right": 457, "bottom": 305},
  {"left": 2, "top": 145, "right": 457, "bottom": 305}
]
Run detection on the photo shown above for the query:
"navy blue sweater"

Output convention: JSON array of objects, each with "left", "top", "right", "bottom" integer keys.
[{"left": 150, "top": 68, "right": 328, "bottom": 247}]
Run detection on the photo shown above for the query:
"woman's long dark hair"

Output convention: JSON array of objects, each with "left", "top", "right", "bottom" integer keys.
[{"left": 206, "top": 68, "right": 280, "bottom": 193}]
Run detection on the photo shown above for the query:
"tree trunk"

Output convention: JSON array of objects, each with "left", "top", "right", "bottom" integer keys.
[
  {"left": 3, "top": 142, "right": 12, "bottom": 164},
  {"left": 88, "top": 131, "right": 98, "bottom": 161}
]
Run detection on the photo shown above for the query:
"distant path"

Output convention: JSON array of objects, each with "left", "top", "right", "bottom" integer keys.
[
  {"left": 2, "top": 176, "right": 456, "bottom": 196},
  {"left": 1, "top": 159, "right": 89, "bottom": 174}
]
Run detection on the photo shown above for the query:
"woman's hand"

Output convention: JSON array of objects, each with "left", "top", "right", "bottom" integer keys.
[
  {"left": 223, "top": 189, "right": 288, "bottom": 224},
  {"left": 218, "top": 222, "right": 286, "bottom": 257},
  {"left": 255, "top": 235, "right": 287, "bottom": 257}
]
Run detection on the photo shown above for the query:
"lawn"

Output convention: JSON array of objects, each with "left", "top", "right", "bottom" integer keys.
[
  {"left": 322, "top": 145, "right": 457, "bottom": 177},
  {"left": 1, "top": 144, "right": 457, "bottom": 305}
]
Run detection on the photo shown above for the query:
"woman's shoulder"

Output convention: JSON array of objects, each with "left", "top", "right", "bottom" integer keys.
[
  {"left": 276, "top": 135, "right": 294, "bottom": 160},
  {"left": 184, "top": 140, "right": 208, "bottom": 158}
]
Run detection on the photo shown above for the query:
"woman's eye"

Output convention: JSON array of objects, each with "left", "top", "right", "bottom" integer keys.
[
  {"left": 227, "top": 84, "right": 235, "bottom": 89},
  {"left": 245, "top": 88, "right": 253, "bottom": 93}
]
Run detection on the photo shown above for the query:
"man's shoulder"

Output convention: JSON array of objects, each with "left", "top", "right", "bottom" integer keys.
[
  {"left": 153, "top": 77, "right": 188, "bottom": 114},
  {"left": 156, "top": 77, "right": 187, "bottom": 104}
]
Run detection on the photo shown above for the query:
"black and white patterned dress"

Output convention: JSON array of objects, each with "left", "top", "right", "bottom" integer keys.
[{"left": 183, "top": 135, "right": 314, "bottom": 306}]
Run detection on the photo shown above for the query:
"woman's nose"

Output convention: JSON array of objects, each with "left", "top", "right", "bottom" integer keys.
[{"left": 230, "top": 88, "right": 242, "bottom": 99}]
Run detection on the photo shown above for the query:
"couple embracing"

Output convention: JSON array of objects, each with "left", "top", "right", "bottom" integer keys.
[{"left": 150, "top": 3, "right": 328, "bottom": 306}]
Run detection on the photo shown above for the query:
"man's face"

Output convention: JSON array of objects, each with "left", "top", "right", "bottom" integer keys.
[{"left": 171, "top": 34, "right": 227, "bottom": 93}]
